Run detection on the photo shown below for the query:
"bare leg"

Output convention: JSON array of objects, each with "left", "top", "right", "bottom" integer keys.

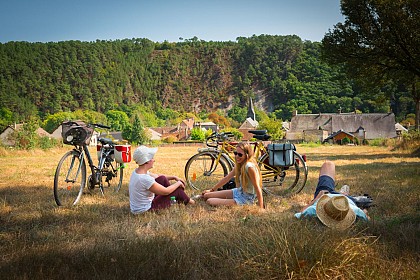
[
  {"left": 319, "top": 160, "right": 335, "bottom": 181},
  {"left": 203, "top": 189, "right": 234, "bottom": 200},
  {"left": 203, "top": 189, "right": 236, "bottom": 207},
  {"left": 206, "top": 198, "right": 236, "bottom": 206}
]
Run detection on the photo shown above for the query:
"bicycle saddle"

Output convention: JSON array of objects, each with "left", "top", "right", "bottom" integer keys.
[
  {"left": 254, "top": 134, "right": 271, "bottom": 140},
  {"left": 249, "top": 130, "right": 267, "bottom": 135},
  {"left": 98, "top": 138, "right": 115, "bottom": 145}
]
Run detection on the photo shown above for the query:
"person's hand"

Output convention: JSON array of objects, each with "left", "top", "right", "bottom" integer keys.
[
  {"left": 174, "top": 176, "right": 186, "bottom": 186},
  {"left": 363, "top": 209, "right": 371, "bottom": 220},
  {"left": 177, "top": 180, "right": 185, "bottom": 189},
  {"left": 202, "top": 189, "right": 211, "bottom": 195}
]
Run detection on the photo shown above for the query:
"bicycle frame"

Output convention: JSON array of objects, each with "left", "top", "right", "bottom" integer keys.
[
  {"left": 213, "top": 139, "right": 273, "bottom": 176},
  {"left": 64, "top": 149, "right": 85, "bottom": 184},
  {"left": 185, "top": 131, "right": 308, "bottom": 195},
  {"left": 54, "top": 122, "right": 125, "bottom": 206}
]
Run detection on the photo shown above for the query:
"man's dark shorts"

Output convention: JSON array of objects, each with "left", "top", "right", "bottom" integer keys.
[
  {"left": 313, "top": 175, "right": 356, "bottom": 203},
  {"left": 313, "top": 175, "right": 338, "bottom": 199}
]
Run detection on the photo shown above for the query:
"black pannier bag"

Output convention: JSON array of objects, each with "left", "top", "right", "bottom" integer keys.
[
  {"left": 267, "top": 143, "right": 296, "bottom": 167},
  {"left": 218, "top": 178, "right": 236, "bottom": 190},
  {"left": 61, "top": 120, "right": 93, "bottom": 146}
]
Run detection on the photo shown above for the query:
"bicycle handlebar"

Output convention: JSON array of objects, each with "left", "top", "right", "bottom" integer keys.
[
  {"left": 206, "top": 132, "right": 235, "bottom": 147},
  {"left": 91, "top": 123, "right": 111, "bottom": 130}
]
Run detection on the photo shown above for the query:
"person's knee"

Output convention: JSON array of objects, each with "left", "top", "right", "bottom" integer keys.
[
  {"left": 206, "top": 198, "right": 216, "bottom": 206},
  {"left": 323, "top": 160, "right": 335, "bottom": 169},
  {"left": 320, "top": 160, "right": 335, "bottom": 178},
  {"left": 155, "top": 175, "right": 170, "bottom": 187},
  {"left": 203, "top": 192, "right": 211, "bottom": 200}
]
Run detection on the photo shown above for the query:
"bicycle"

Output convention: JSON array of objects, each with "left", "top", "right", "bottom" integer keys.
[
  {"left": 184, "top": 131, "right": 308, "bottom": 196},
  {"left": 53, "top": 121, "right": 131, "bottom": 206}
]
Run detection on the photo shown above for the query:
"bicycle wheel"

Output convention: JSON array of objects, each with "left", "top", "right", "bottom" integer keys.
[
  {"left": 54, "top": 150, "right": 86, "bottom": 206},
  {"left": 259, "top": 151, "right": 308, "bottom": 196},
  {"left": 101, "top": 158, "right": 124, "bottom": 193},
  {"left": 185, "top": 152, "right": 231, "bottom": 192}
]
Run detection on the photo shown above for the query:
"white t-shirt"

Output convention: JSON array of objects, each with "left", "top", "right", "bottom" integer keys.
[{"left": 129, "top": 170, "right": 156, "bottom": 214}]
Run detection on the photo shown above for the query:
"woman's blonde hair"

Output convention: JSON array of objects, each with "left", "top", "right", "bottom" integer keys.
[{"left": 234, "top": 142, "right": 262, "bottom": 192}]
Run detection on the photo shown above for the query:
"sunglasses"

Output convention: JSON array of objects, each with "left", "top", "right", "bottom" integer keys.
[{"left": 233, "top": 151, "right": 244, "bottom": 157}]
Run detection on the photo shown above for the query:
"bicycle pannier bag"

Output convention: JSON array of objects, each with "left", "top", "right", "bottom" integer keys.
[
  {"left": 114, "top": 144, "right": 132, "bottom": 163},
  {"left": 267, "top": 143, "right": 295, "bottom": 167},
  {"left": 61, "top": 121, "right": 93, "bottom": 146}
]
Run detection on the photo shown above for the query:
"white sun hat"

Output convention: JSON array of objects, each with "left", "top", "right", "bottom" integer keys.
[{"left": 132, "top": 145, "right": 158, "bottom": 165}]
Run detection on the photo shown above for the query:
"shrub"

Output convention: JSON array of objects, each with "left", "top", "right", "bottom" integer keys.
[
  {"left": 341, "top": 137, "right": 351, "bottom": 145},
  {"left": 39, "top": 137, "right": 59, "bottom": 150},
  {"left": 162, "top": 135, "right": 178, "bottom": 144},
  {"left": 190, "top": 127, "right": 206, "bottom": 141}
]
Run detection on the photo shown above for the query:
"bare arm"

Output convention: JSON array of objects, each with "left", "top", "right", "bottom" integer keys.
[
  {"left": 363, "top": 209, "right": 371, "bottom": 220},
  {"left": 149, "top": 180, "right": 185, "bottom": 196},
  {"left": 247, "top": 166, "right": 264, "bottom": 209},
  {"left": 301, "top": 190, "right": 329, "bottom": 212},
  {"left": 149, "top": 172, "right": 185, "bottom": 185},
  {"left": 203, "top": 170, "right": 235, "bottom": 194},
  {"left": 164, "top": 174, "right": 185, "bottom": 184}
]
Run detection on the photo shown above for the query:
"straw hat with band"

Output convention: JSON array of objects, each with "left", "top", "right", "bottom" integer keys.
[
  {"left": 316, "top": 194, "right": 356, "bottom": 230},
  {"left": 133, "top": 145, "right": 158, "bottom": 165}
]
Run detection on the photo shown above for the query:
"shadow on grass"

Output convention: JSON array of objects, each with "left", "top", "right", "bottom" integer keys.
[
  {"left": 305, "top": 152, "right": 418, "bottom": 162},
  {"left": 1, "top": 160, "right": 419, "bottom": 280}
]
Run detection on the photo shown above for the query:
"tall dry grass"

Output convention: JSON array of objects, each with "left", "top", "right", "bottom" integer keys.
[{"left": 0, "top": 144, "right": 419, "bottom": 279}]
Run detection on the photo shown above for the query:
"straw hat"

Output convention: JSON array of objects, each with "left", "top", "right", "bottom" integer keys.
[
  {"left": 133, "top": 145, "right": 158, "bottom": 165},
  {"left": 316, "top": 194, "right": 356, "bottom": 230}
]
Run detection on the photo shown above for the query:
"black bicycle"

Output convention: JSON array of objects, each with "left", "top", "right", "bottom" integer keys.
[{"left": 53, "top": 121, "right": 130, "bottom": 206}]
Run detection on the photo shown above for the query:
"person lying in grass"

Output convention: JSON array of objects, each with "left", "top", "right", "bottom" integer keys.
[
  {"left": 295, "top": 160, "right": 369, "bottom": 230},
  {"left": 201, "top": 142, "right": 264, "bottom": 209},
  {"left": 129, "top": 145, "right": 195, "bottom": 214}
]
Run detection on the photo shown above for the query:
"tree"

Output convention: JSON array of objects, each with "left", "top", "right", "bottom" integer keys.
[
  {"left": 227, "top": 106, "right": 247, "bottom": 124},
  {"left": 207, "top": 112, "right": 230, "bottom": 128},
  {"left": 0, "top": 107, "right": 13, "bottom": 131},
  {"left": 106, "top": 110, "right": 130, "bottom": 131},
  {"left": 123, "top": 114, "right": 148, "bottom": 144},
  {"left": 322, "top": 0, "right": 420, "bottom": 129},
  {"left": 42, "top": 111, "right": 75, "bottom": 133}
]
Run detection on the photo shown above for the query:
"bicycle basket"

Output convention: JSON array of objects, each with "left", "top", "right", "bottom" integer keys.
[{"left": 61, "top": 121, "right": 93, "bottom": 146}]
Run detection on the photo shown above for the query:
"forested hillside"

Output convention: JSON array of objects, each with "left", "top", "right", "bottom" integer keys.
[{"left": 0, "top": 35, "right": 414, "bottom": 128}]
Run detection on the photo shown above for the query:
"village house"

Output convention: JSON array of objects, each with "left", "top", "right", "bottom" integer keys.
[
  {"left": 395, "top": 123, "right": 408, "bottom": 139},
  {"left": 239, "top": 98, "right": 259, "bottom": 140},
  {"left": 150, "top": 118, "right": 216, "bottom": 141},
  {"left": 147, "top": 128, "right": 162, "bottom": 141},
  {"left": 178, "top": 118, "right": 195, "bottom": 140},
  {"left": 239, "top": 117, "right": 259, "bottom": 140},
  {"left": 0, "top": 123, "right": 52, "bottom": 146},
  {"left": 149, "top": 126, "right": 181, "bottom": 141},
  {"left": 286, "top": 111, "right": 397, "bottom": 143},
  {"left": 194, "top": 121, "right": 219, "bottom": 133},
  {"left": 323, "top": 130, "right": 356, "bottom": 144}
]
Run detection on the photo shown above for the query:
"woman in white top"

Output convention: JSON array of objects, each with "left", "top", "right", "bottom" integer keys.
[
  {"left": 129, "top": 145, "right": 195, "bottom": 214},
  {"left": 202, "top": 142, "right": 264, "bottom": 209}
]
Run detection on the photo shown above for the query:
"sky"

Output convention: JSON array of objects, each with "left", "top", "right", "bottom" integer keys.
[{"left": 0, "top": 0, "right": 344, "bottom": 44}]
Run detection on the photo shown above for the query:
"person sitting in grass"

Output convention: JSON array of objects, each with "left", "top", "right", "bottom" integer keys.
[
  {"left": 129, "top": 145, "right": 195, "bottom": 214},
  {"left": 295, "top": 160, "right": 369, "bottom": 230},
  {"left": 201, "top": 142, "right": 264, "bottom": 209}
]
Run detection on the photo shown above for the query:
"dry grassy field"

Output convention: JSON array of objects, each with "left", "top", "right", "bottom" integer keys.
[{"left": 0, "top": 144, "right": 419, "bottom": 279}]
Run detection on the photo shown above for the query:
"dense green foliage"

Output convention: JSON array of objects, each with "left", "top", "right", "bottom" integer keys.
[
  {"left": 0, "top": 35, "right": 415, "bottom": 131},
  {"left": 322, "top": 0, "right": 419, "bottom": 129}
]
